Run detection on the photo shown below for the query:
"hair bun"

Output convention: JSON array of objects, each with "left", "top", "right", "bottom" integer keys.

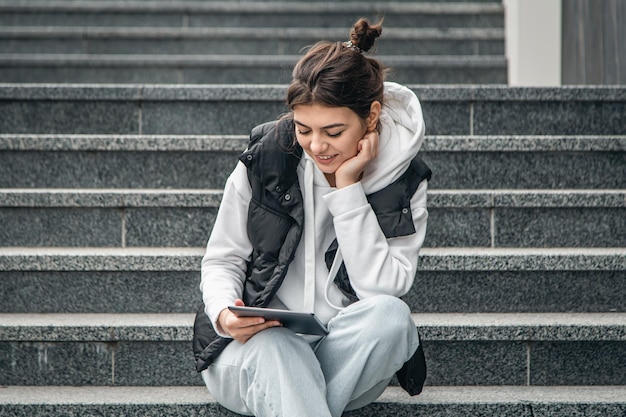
[{"left": 349, "top": 18, "right": 383, "bottom": 53}]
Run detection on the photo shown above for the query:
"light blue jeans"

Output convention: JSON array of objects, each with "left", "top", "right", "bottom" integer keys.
[{"left": 201, "top": 295, "right": 419, "bottom": 417}]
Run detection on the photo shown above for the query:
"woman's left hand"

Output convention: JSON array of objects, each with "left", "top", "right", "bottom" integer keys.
[{"left": 334, "top": 130, "right": 379, "bottom": 189}]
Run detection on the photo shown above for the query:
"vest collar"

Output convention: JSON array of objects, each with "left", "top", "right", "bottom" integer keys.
[{"left": 240, "top": 120, "right": 303, "bottom": 197}]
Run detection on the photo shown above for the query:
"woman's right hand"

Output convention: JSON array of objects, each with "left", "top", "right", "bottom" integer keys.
[
  {"left": 217, "top": 299, "right": 282, "bottom": 344},
  {"left": 334, "top": 129, "right": 379, "bottom": 189}
]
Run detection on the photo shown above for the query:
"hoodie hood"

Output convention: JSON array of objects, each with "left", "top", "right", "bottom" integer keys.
[{"left": 361, "top": 82, "right": 425, "bottom": 194}]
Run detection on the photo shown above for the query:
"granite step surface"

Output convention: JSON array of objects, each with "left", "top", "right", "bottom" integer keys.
[
  {"left": 0, "top": 54, "right": 507, "bottom": 84},
  {"left": 0, "top": 0, "right": 502, "bottom": 2},
  {"left": 0, "top": 27, "right": 505, "bottom": 55},
  {"left": 1, "top": 134, "right": 623, "bottom": 189},
  {"left": 1, "top": 385, "right": 623, "bottom": 417},
  {"left": 0, "top": 312, "right": 624, "bottom": 386},
  {"left": 0, "top": 247, "right": 624, "bottom": 313},
  {"left": 2, "top": 84, "right": 625, "bottom": 136},
  {"left": 1, "top": 188, "right": 623, "bottom": 248},
  {"left": 0, "top": 2, "right": 504, "bottom": 29}
]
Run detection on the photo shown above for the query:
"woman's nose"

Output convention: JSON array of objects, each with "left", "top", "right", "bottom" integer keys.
[{"left": 309, "top": 133, "right": 328, "bottom": 153}]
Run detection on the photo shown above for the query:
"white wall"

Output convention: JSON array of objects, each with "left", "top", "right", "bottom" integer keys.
[{"left": 504, "top": 0, "right": 562, "bottom": 86}]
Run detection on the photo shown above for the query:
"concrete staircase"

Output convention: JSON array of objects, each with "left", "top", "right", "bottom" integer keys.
[
  {"left": 0, "top": 0, "right": 506, "bottom": 84},
  {"left": 1, "top": 1, "right": 626, "bottom": 416}
]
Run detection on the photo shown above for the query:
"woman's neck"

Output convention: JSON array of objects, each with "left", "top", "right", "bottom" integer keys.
[{"left": 324, "top": 173, "right": 336, "bottom": 187}]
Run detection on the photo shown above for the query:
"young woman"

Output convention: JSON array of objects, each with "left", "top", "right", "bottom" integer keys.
[{"left": 193, "top": 18, "right": 431, "bottom": 417}]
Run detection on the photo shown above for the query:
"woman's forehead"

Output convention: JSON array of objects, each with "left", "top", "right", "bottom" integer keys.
[{"left": 293, "top": 103, "right": 359, "bottom": 127}]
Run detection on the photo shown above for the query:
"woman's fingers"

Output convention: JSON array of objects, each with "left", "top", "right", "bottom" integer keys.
[
  {"left": 334, "top": 130, "right": 379, "bottom": 188},
  {"left": 233, "top": 319, "right": 282, "bottom": 343},
  {"left": 231, "top": 319, "right": 282, "bottom": 343},
  {"left": 362, "top": 130, "right": 379, "bottom": 159},
  {"left": 219, "top": 308, "right": 282, "bottom": 344},
  {"left": 356, "top": 130, "right": 379, "bottom": 163}
]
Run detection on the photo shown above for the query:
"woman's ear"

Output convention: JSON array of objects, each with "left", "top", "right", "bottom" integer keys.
[{"left": 367, "top": 101, "right": 382, "bottom": 131}]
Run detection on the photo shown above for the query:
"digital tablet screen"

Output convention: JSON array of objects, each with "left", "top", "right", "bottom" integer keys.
[{"left": 228, "top": 306, "right": 328, "bottom": 336}]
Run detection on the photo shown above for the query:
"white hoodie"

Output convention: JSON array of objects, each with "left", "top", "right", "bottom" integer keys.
[{"left": 200, "top": 82, "right": 428, "bottom": 338}]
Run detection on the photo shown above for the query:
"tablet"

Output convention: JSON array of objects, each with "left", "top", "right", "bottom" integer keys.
[{"left": 228, "top": 306, "right": 328, "bottom": 336}]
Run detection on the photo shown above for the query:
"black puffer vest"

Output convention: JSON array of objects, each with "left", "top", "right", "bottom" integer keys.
[{"left": 193, "top": 119, "right": 431, "bottom": 395}]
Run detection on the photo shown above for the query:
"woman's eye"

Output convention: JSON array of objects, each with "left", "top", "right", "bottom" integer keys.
[
  {"left": 297, "top": 130, "right": 311, "bottom": 135},
  {"left": 327, "top": 131, "right": 343, "bottom": 138}
]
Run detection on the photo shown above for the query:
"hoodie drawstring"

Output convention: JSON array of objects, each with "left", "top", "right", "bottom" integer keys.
[
  {"left": 324, "top": 247, "right": 345, "bottom": 311},
  {"left": 303, "top": 159, "right": 316, "bottom": 312},
  {"left": 304, "top": 158, "right": 346, "bottom": 313}
]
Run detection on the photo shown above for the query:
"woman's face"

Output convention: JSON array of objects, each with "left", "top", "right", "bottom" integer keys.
[{"left": 293, "top": 103, "right": 370, "bottom": 184}]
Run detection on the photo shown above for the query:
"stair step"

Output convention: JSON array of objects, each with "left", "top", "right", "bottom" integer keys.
[
  {"left": 2, "top": 188, "right": 624, "bottom": 207},
  {"left": 0, "top": 312, "right": 624, "bottom": 386},
  {"left": 0, "top": 134, "right": 623, "bottom": 189},
  {"left": 0, "top": 2, "right": 504, "bottom": 29},
  {"left": 0, "top": 27, "right": 504, "bottom": 55},
  {"left": 159, "top": 0, "right": 505, "bottom": 2},
  {"left": 2, "top": 247, "right": 623, "bottom": 271},
  {"left": 2, "top": 133, "right": 623, "bottom": 152},
  {"left": 1, "top": 247, "right": 623, "bottom": 314},
  {"left": 3, "top": 311, "right": 625, "bottom": 341},
  {"left": 1, "top": 189, "right": 623, "bottom": 248},
  {"left": 0, "top": 385, "right": 622, "bottom": 417},
  {"left": 0, "top": 0, "right": 502, "bottom": 2},
  {"left": 0, "top": 54, "right": 507, "bottom": 84},
  {"left": 1, "top": 84, "right": 625, "bottom": 136}
]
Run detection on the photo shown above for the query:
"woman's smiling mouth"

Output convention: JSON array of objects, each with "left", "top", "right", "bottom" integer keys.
[{"left": 316, "top": 154, "right": 337, "bottom": 164}]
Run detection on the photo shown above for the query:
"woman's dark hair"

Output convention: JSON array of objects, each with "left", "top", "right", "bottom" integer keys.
[{"left": 286, "top": 18, "right": 386, "bottom": 121}]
